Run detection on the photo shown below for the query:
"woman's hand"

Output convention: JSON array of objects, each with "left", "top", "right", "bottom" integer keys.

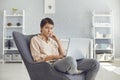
[
  {"left": 49, "top": 32, "right": 65, "bottom": 59},
  {"left": 53, "top": 55, "right": 63, "bottom": 60},
  {"left": 45, "top": 55, "right": 63, "bottom": 61},
  {"left": 50, "top": 32, "right": 59, "bottom": 42}
]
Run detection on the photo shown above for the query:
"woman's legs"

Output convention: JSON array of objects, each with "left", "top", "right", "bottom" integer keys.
[
  {"left": 77, "top": 59, "right": 100, "bottom": 80},
  {"left": 53, "top": 56, "right": 80, "bottom": 74},
  {"left": 53, "top": 57, "right": 100, "bottom": 80}
]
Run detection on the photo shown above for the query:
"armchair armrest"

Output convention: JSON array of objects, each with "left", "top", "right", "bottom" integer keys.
[{"left": 26, "top": 62, "right": 70, "bottom": 80}]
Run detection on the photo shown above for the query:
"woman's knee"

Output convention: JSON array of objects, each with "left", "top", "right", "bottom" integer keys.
[
  {"left": 63, "top": 56, "right": 77, "bottom": 66},
  {"left": 77, "top": 59, "right": 100, "bottom": 71},
  {"left": 65, "top": 56, "right": 74, "bottom": 60},
  {"left": 64, "top": 56, "right": 75, "bottom": 62},
  {"left": 53, "top": 56, "right": 76, "bottom": 73},
  {"left": 90, "top": 59, "right": 100, "bottom": 70}
]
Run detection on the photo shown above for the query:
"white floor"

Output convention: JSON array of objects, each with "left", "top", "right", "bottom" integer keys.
[
  {"left": 0, "top": 61, "right": 120, "bottom": 80},
  {"left": 96, "top": 63, "right": 120, "bottom": 80},
  {"left": 0, "top": 63, "right": 30, "bottom": 80}
]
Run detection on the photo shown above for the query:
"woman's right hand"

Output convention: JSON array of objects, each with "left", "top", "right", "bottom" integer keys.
[
  {"left": 53, "top": 55, "right": 63, "bottom": 60},
  {"left": 45, "top": 55, "right": 63, "bottom": 61}
]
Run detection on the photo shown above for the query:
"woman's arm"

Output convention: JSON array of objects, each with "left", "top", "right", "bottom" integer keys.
[
  {"left": 30, "top": 37, "right": 48, "bottom": 62},
  {"left": 50, "top": 34, "right": 65, "bottom": 57},
  {"left": 45, "top": 55, "right": 63, "bottom": 61},
  {"left": 31, "top": 37, "right": 63, "bottom": 62}
]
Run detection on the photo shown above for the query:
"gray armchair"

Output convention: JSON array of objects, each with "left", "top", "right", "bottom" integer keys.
[{"left": 13, "top": 31, "right": 85, "bottom": 80}]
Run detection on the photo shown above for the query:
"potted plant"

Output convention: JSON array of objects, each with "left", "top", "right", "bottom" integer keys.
[{"left": 12, "top": 8, "right": 18, "bottom": 15}]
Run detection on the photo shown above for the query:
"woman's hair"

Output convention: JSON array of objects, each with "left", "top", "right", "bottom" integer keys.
[{"left": 40, "top": 17, "right": 54, "bottom": 29}]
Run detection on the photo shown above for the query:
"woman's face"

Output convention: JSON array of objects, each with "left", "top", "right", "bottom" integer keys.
[{"left": 41, "top": 23, "right": 54, "bottom": 37}]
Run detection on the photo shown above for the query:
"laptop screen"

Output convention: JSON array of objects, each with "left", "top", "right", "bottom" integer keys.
[{"left": 66, "top": 38, "right": 90, "bottom": 60}]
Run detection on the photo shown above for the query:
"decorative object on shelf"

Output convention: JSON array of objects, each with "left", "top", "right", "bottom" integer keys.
[
  {"left": 96, "top": 44, "right": 111, "bottom": 50},
  {"left": 103, "top": 34, "right": 106, "bottom": 38},
  {"left": 44, "top": 0, "right": 55, "bottom": 14},
  {"left": 96, "top": 53, "right": 114, "bottom": 61},
  {"left": 101, "top": 44, "right": 109, "bottom": 49},
  {"left": 12, "top": 8, "right": 18, "bottom": 15},
  {"left": 5, "top": 40, "right": 13, "bottom": 49},
  {"left": 96, "top": 32, "right": 103, "bottom": 38},
  {"left": 4, "top": 54, "right": 12, "bottom": 60},
  {"left": 7, "top": 22, "right": 12, "bottom": 26},
  {"left": 6, "top": 36, "right": 12, "bottom": 38},
  {"left": 16, "top": 22, "right": 21, "bottom": 26},
  {"left": 12, "top": 54, "right": 22, "bottom": 60},
  {"left": 7, "top": 41, "right": 10, "bottom": 49},
  {"left": 106, "top": 34, "right": 112, "bottom": 38}
]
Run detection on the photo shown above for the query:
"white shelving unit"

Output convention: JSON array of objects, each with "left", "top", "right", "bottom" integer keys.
[
  {"left": 3, "top": 10, "right": 25, "bottom": 63},
  {"left": 92, "top": 11, "right": 114, "bottom": 61}
]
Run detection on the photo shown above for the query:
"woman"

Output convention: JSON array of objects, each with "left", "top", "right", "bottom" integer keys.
[{"left": 30, "top": 17, "right": 100, "bottom": 79}]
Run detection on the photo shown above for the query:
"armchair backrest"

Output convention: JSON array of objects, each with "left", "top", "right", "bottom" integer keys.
[{"left": 13, "top": 31, "right": 35, "bottom": 63}]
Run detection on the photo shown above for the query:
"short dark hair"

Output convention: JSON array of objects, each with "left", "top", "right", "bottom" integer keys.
[{"left": 40, "top": 17, "right": 54, "bottom": 29}]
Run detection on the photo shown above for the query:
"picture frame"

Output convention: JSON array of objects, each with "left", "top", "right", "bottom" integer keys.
[{"left": 44, "top": 0, "right": 55, "bottom": 14}]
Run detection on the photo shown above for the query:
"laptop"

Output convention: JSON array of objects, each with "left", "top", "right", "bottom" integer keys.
[{"left": 66, "top": 38, "right": 90, "bottom": 60}]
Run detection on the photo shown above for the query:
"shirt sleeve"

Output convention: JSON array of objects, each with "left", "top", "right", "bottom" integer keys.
[{"left": 30, "top": 37, "right": 47, "bottom": 62}]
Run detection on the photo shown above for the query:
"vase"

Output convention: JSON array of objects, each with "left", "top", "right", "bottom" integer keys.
[{"left": 5, "top": 40, "right": 13, "bottom": 49}]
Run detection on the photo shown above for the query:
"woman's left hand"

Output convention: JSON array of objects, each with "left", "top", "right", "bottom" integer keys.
[
  {"left": 50, "top": 33, "right": 59, "bottom": 42},
  {"left": 50, "top": 32, "right": 65, "bottom": 58}
]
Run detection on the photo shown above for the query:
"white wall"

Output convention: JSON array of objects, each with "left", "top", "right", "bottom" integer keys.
[{"left": 0, "top": 0, "right": 120, "bottom": 58}]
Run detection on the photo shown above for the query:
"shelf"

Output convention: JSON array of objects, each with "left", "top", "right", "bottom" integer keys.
[
  {"left": 93, "top": 15, "right": 112, "bottom": 17},
  {"left": 92, "top": 11, "right": 114, "bottom": 61},
  {"left": 93, "top": 24, "right": 112, "bottom": 27},
  {"left": 4, "top": 38, "right": 13, "bottom": 39},
  {"left": 5, "top": 14, "right": 23, "bottom": 17},
  {"left": 95, "top": 38, "right": 111, "bottom": 39},
  {"left": 95, "top": 49, "right": 113, "bottom": 50},
  {"left": 4, "top": 48, "right": 18, "bottom": 50},
  {"left": 94, "top": 26, "right": 112, "bottom": 28},
  {"left": 92, "top": 11, "right": 112, "bottom": 17},
  {"left": 5, "top": 26, "right": 23, "bottom": 28},
  {"left": 3, "top": 10, "right": 24, "bottom": 63},
  {"left": 97, "top": 58, "right": 113, "bottom": 62},
  {"left": 4, "top": 60, "right": 22, "bottom": 62}
]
